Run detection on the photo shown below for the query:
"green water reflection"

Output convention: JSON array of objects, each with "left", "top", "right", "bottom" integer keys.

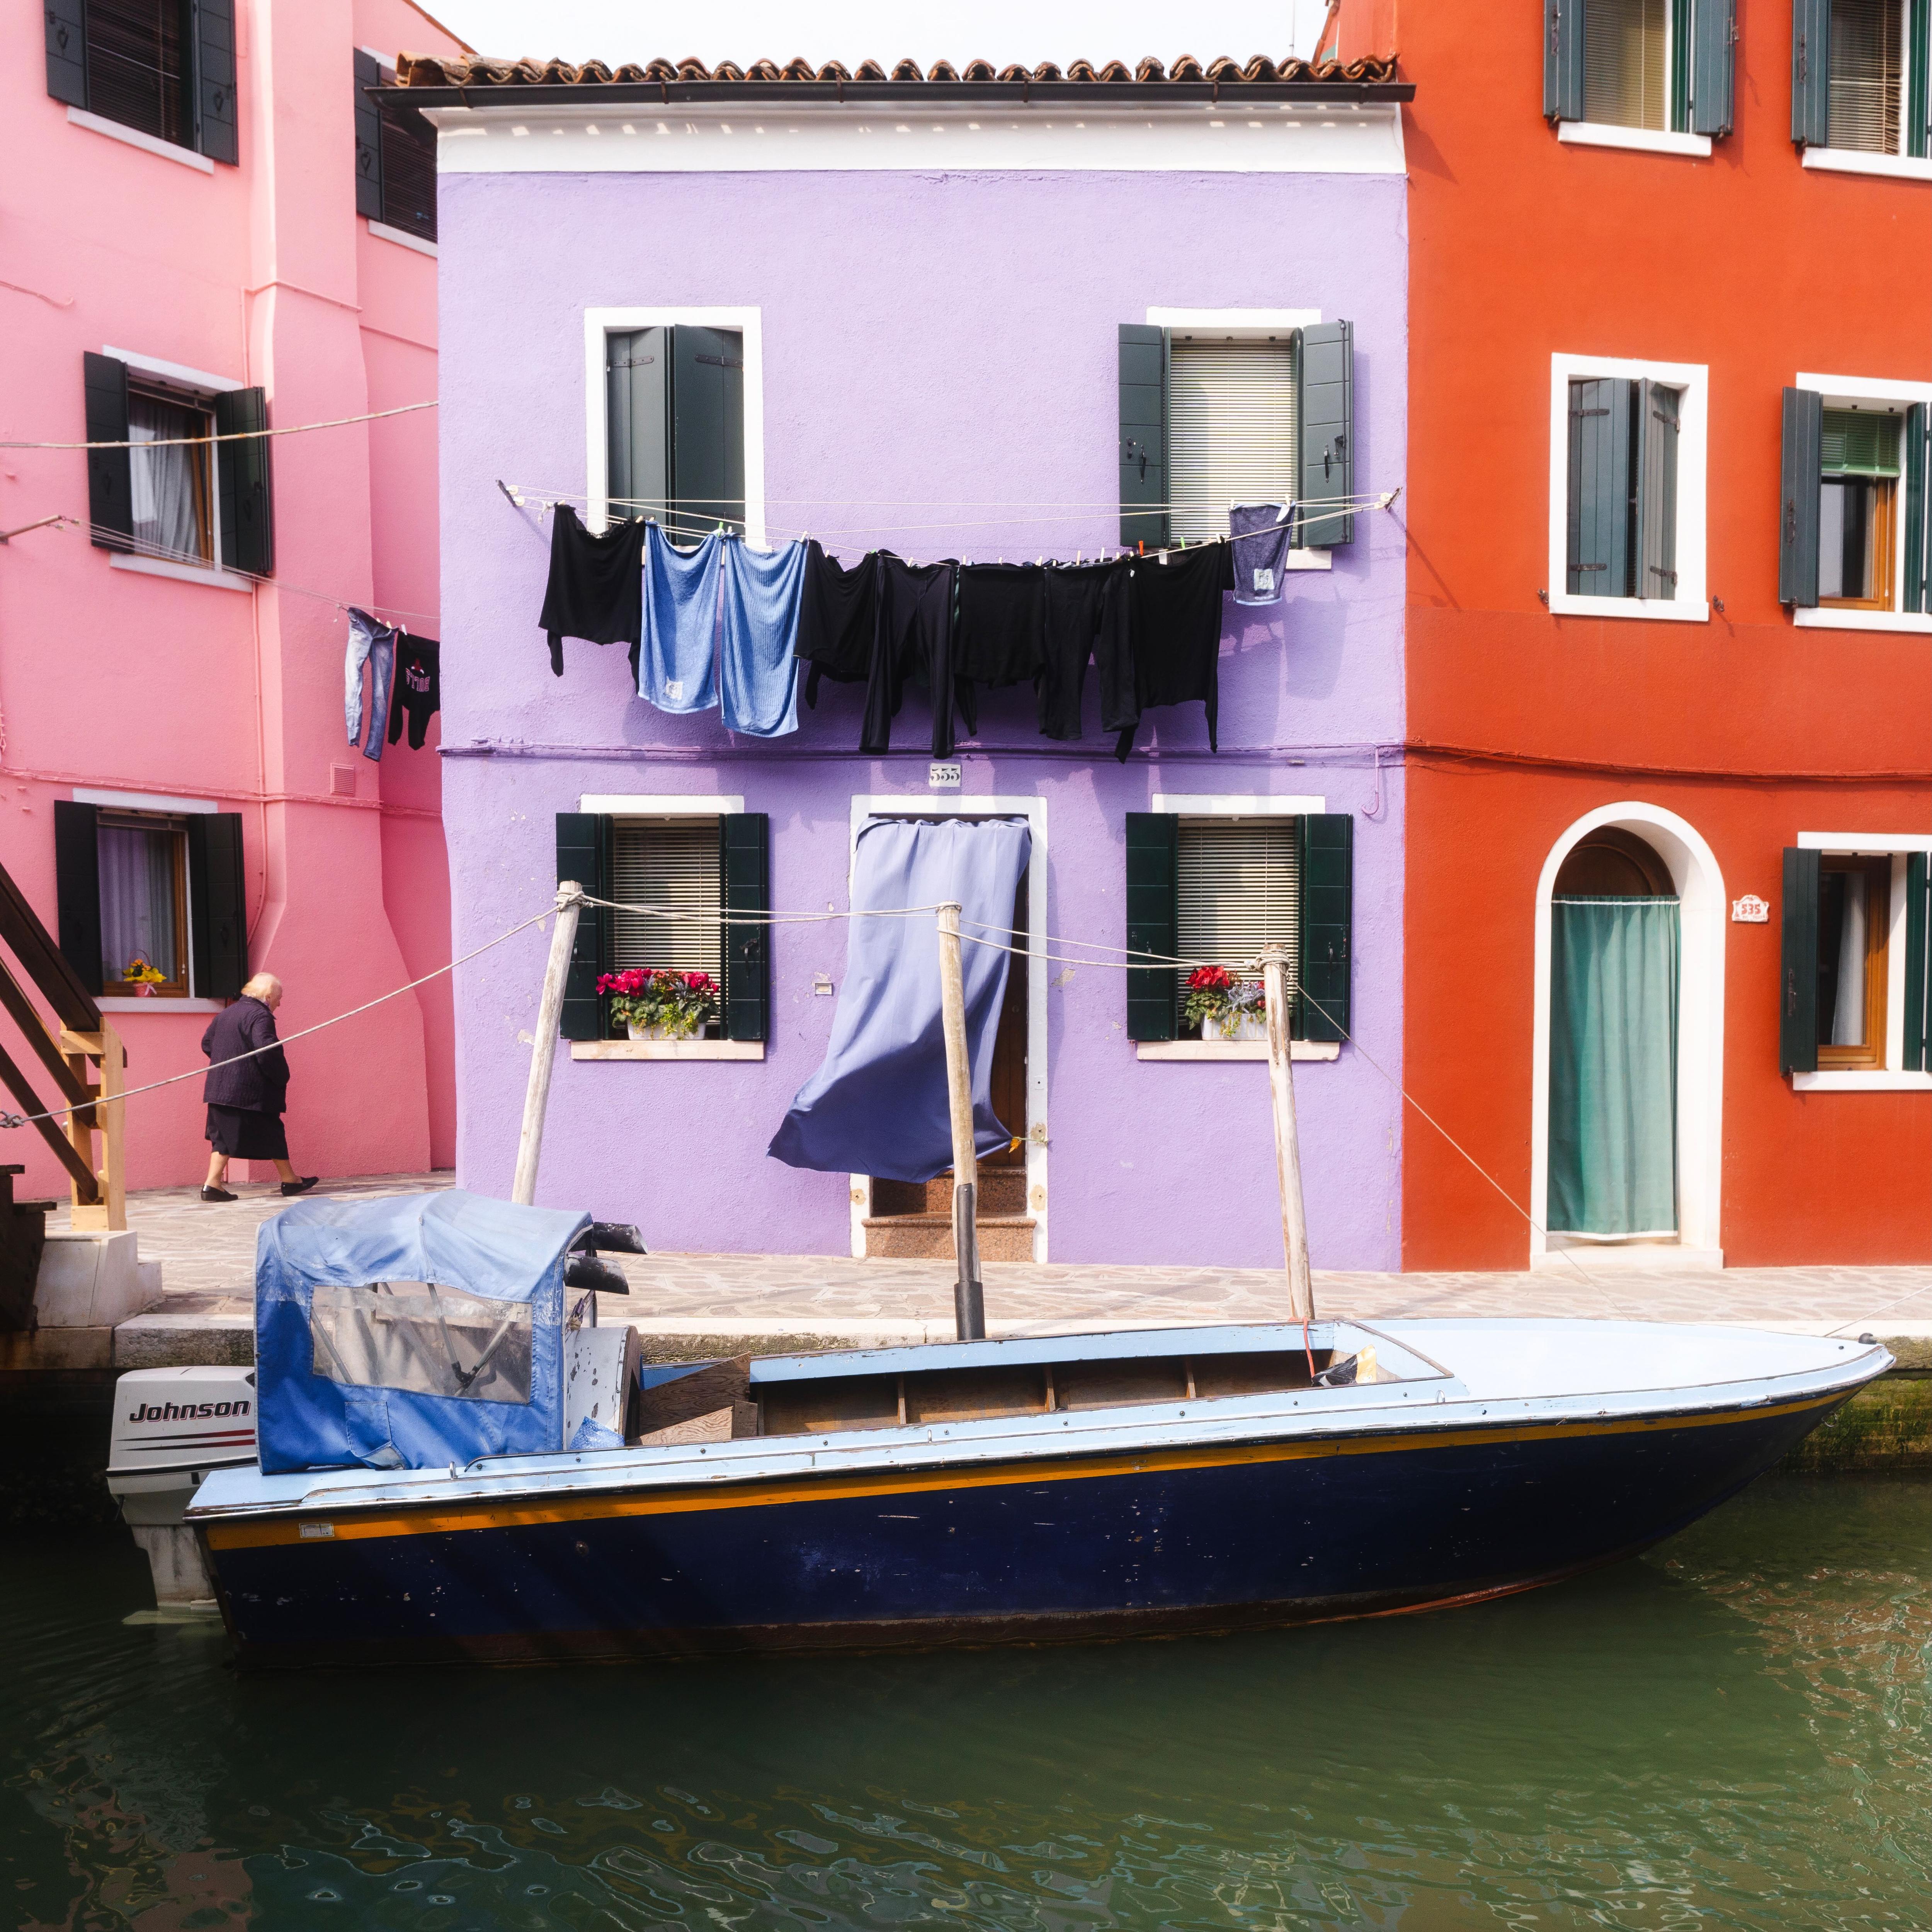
[{"left": 2, "top": 1476, "right": 1925, "bottom": 1929}]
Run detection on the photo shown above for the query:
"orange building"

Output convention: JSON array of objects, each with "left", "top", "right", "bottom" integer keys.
[{"left": 1396, "top": 2, "right": 1931, "bottom": 1270}]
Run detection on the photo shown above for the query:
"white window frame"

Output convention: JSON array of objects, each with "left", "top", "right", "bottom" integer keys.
[
  {"left": 566, "top": 792, "right": 763, "bottom": 1062},
  {"left": 844, "top": 795, "right": 1048, "bottom": 1262},
  {"left": 1791, "top": 371, "right": 1932, "bottom": 635},
  {"left": 583, "top": 306, "right": 766, "bottom": 546},
  {"left": 1791, "top": 831, "right": 1932, "bottom": 1091},
  {"left": 1146, "top": 308, "right": 1334, "bottom": 571},
  {"left": 1135, "top": 792, "right": 1339, "bottom": 1062},
  {"left": 99, "top": 347, "right": 255, "bottom": 592},
  {"left": 1803, "top": 0, "right": 1932, "bottom": 176},
  {"left": 1547, "top": 351, "right": 1709, "bottom": 621},
  {"left": 76, "top": 787, "right": 227, "bottom": 1011}
]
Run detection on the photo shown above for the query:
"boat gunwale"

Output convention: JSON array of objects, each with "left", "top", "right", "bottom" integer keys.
[{"left": 185, "top": 1335, "right": 1891, "bottom": 1526}]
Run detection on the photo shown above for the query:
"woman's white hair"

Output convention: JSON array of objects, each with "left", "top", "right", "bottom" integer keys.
[{"left": 242, "top": 972, "right": 282, "bottom": 1001}]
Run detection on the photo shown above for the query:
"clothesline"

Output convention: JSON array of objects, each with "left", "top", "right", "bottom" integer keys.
[
  {"left": 502, "top": 480, "right": 1396, "bottom": 515},
  {"left": 2, "top": 400, "right": 437, "bottom": 452},
  {"left": 63, "top": 514, "right": 439, "bottom": 625}
]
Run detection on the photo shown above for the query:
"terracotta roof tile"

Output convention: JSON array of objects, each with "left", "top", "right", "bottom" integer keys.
[{"left": 392, "top": 50, "right": 1404, "bottom": 91}]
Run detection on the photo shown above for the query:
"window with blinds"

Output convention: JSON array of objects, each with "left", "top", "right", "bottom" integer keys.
[
  {"left": 609, "top": 820, "right": 723, "bottom": 979},
  {"left": 86, "top": 0, "right": 194, "bottom": 147},
  {"left": 1828, "top": 0, "right": 1903, "bottom": 153},
  {"left": 1168, "top": 340, "right": 1299, "bottom": 544},
  {"left": 1583, "top": 0, "right": 1671, "bottom": 131},
  {"left": 1819, "top": 410, "right": 1901, "bottom": 606},
  {"left": 1175, "top": 818, "right": 1300, "bottom": 1020}
]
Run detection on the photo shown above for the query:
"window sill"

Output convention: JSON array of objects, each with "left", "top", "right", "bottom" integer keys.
[
  {"left": 1136, "top": 1040, "right": 1340, "bottom": 1062},
  {"left": 1792, "top": 605, "right": 1932, "bottom": 634},
  {"left": 1800, "top": 146, "right": 1932, "bottom": 183},
  {"left": 1547, "top": 591, "right": 1709, "bottom": 623},
  {"left": 67, "top": 107, "right": 213, "bottom": 173},
  {"left": 366, "top": 219, "right": 437, "bottom": 257},
  {"left": 1791, "top": 1069, "right": 1932, "bottom": 1092},
  {"left": 108, "top": 553, "right": 253, "bottom": 594},
  {"left": 96, "top": 996, "right": 228, "bottom": 1015},
  {"left": 571, "top": 1039, "right": 765, "bottom": 1061},
  {"left": 1557, "top": 120, "right": 1712, "bottom": 159}
]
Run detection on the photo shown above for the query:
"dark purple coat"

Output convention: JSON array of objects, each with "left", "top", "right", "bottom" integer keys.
[{"left": 201, "top": 998, "right": 289, "bottom": 1113}]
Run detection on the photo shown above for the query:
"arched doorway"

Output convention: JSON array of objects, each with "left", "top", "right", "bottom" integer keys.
[
  {"left": 1547, "top": 830, "right": 1680, "bottom": 1240},
  {"left": 1530, "top": 805, "right": 1727, "bottom": 1270}
]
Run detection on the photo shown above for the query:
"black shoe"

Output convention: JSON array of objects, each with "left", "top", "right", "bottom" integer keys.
[
  {"left": 280, "top": 1176, "right": 320, "bottom": 1197},
  {"left": 200, "top": 1185, "right": 236, "bottom": 1203}
]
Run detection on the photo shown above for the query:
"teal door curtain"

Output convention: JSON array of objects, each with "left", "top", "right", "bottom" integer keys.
[{"left": 1548, "top": 896, "right": 1680, "bottom": 1237}]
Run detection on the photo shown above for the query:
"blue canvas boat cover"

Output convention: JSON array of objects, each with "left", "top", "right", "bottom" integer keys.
[
  {"left": 768, "top": 816, "right": 1030, "bottom": 1183},
  {"left": 255, "top": 1190, "right": 589, "bottom": 1475}
]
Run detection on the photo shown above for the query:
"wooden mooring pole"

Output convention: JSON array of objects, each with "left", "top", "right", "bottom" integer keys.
[
  {"left": 1259, "top": 945, "right": 1316, "bottom": 1323},
  {"left": 512, "top": 884, "right": 581, "bottom": 1208},
  {"left": 935, "top": 901, "right": 985, "bottom": 1341}
]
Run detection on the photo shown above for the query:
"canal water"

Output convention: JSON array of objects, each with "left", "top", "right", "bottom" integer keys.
[{"left": 2, "top": 1476, "right": 1925, "bottom": 1930}]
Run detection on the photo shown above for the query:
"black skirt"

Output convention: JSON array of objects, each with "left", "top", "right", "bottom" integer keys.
[{"left": 206, "top": 1104, "right": 287, "bottom": 1160}]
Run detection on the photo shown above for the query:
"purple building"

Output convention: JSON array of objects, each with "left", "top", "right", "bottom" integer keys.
[{"left": 414, "top": 54, "right": 1412, "bottom": 1270}]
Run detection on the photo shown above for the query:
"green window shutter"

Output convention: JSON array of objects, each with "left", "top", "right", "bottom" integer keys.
[
  {"left": 193, "top": 0, "right": 238, "bottom": 163},
  {"left": 1636, "top": 380, "right": 1680, "bottom": 600},
  {"left": 214, "top": 386, "right": 274, "bottom": 577},
  {"left": 1690, "top": 0, "right": 1736, "bottom": 134},
  {"left": 1566, "top": 376, "right": 1633, "bottom": 595},
  {"left": 1904, "top": 403, "right": 1929, "bottom": 614},
  {"left": 1298, "top": 321, "right": 1354, "bottom": 548},
  {"left": 1779, "top": 387, "right": 1823, "bottom": 607},
  {"left": 83, "top": 351, "right": 132, "bottom": 553},
  {"left": 1791, "top": 0, "right": 1832, "bottom": 145},
  {"left": 353, "top": 49, "right": 383, "bottom": 220},
  {"left": 1911, "top": 0, "right": 1931, "bottom": 156},
  {"left": 720, "top": 813, "right": 770, "bottom": 1044},
  {"left": 1780, "top": 847, "right": 1820, "bottom": 1074},
  {"left": 1544, "top": 0, "right": 1585, "bottom": 117},
  {"left": 53, "top": 801, "right": 103, "bottom": 998},
  {"left": 1124, "top": 812, "right": 1179, "bottom": 1041},
  {"left": 1119, "top": 323, "right": 1169, "bottom": 551},
  {"left": 670, "top": 325, "right": 746, "bottom": 538},
  {"left": 1297, "top": 815, "right": 1354, "bottom": 1043},
  {"left": 46, "top": 0, "right": 87, "bottom": 106},
  {"left": 556, "top": 813, "right": 611, "bottom": 1042},
  {"left": 1903, "top": 852, "right": 1930, "bottom": 1071},
  {"left": 186, "top": 812, "right": 248, "bottom": 999},
  {"left": 607, "top": 325, "right": 668, "bottom": 523}
]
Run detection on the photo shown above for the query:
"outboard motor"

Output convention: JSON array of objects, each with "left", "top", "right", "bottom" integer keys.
[{"left": 106, "top": 1366, "right": 258, "bottom": 1607}]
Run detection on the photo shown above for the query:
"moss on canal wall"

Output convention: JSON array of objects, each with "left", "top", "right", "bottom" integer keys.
[{"left": 1778, "top": 1372, "right": 1931, "bottom": 1473}]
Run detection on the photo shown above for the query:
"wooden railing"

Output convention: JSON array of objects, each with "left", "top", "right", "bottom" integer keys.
[{"left": 0, "top": 864, "right": 125, "bottom": 1232}]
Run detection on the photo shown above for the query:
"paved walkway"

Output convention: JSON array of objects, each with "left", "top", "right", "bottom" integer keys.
[{"left": 69, "top": 1174, "right": 1932, "bottom": 1356}]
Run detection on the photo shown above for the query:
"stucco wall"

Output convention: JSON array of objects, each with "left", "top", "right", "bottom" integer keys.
[
  {"left": 440, "top": 164, "right": 1408, "bottom": 1268},
  {"left": 0, "top": 0, "right": 457, "bottom": 1194}
]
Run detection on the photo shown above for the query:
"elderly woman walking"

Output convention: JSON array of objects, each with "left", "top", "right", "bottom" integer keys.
[{"left": 199, "top": 973, "right": 317, "bottom": 1203}]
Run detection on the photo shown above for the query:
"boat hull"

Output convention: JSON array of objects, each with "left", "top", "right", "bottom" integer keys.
[{"left": 202, "top": 1388, "right": 1845, "bottom": 1667}]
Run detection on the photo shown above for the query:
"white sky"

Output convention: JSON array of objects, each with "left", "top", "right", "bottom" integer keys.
[{"left": 418, "top": 2, "right": 1333, "bottom": 68}]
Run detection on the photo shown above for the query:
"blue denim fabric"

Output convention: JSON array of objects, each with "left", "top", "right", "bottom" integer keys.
[
  {"left": 345, "top": 607, "right": 397, "bottom": 760},
  {"left": 638, "top": 525, "right": 722, "bottom": 712},
  {"left": 719, "top": 538, "right": 806, "bottom": 737},
  {"left": 1230, "top": 503, "right": 1291, "bottom": 605}
]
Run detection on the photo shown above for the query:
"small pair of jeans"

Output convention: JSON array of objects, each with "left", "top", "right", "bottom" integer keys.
[{"left": 345, "top": 607, "right": 396, "bottom": 761}]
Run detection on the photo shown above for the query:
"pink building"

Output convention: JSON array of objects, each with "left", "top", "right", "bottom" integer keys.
[{"left": 0, "top": 0, "right": 462, "bottom": 1196}]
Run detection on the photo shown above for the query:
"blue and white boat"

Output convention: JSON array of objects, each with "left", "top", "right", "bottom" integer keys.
[{"left": 179, "top": 1189, "right": 1889, "bottom": 1666}]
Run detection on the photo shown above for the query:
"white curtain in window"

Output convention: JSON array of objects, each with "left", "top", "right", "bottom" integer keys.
[
  {"left": 128, "top": 393, "right": 208, "bottom": 562},
  {"left": 97, "top": 825, "right": 178, "bottom": 985},
  {"left": 1830, "top": 871, "right": 1867, "bottom": 1046}
]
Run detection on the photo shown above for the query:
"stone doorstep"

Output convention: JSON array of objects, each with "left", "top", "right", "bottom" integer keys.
[
  {"left": 860, "top": 1215, "right": 1038, "bottom": 1262},
  {"left": 33, "top": 1231, "right": 162, "bottom": 1330}
]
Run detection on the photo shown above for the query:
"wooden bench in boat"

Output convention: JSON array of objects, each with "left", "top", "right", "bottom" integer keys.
[{"left": 633, "top": 1328, "right": 1389, "bottom": 1446}]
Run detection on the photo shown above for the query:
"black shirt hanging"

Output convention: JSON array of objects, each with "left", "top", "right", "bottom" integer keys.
[
  {"left": 536, "top": 503, "right": 647, "bottom": 678},
  {"left": 1119, "top": 541, "right": 1233, "bottom": 759},
  {"left": 794, "top": 541, "right": 879, "bottom": 708},
  {"left": 386, "top": 635, "right": 440, "bottom": 750}
]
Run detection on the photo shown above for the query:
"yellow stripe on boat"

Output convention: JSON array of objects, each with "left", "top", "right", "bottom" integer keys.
[{"left": 202, "top": 1393, "right": 1839, "bottom": 1551}]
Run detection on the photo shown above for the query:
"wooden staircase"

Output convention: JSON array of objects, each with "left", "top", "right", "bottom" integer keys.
[{"left": 863, "top": 1165, "right": 1035, "bottom": 1261}]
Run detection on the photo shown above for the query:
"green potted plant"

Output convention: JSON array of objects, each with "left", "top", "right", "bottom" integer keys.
[
  {"left": 1185, "top": 965, "right": 1268, "bottom": 1042},
  {"left": 597, "top": 968, "right": 720, "bottom": 1041}
]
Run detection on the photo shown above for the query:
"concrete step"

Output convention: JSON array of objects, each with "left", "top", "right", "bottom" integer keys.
[
  {"left": 872, "top": 1168, "right": 1028, "bottom": 1218},
  {"left": 861, "top": 1214, "right": 1037, "bottom": 1262}
]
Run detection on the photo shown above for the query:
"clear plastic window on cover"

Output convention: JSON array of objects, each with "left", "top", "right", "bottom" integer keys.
[{"left": 309, "top": 1281, "right": 532, "bottom": 1405}]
